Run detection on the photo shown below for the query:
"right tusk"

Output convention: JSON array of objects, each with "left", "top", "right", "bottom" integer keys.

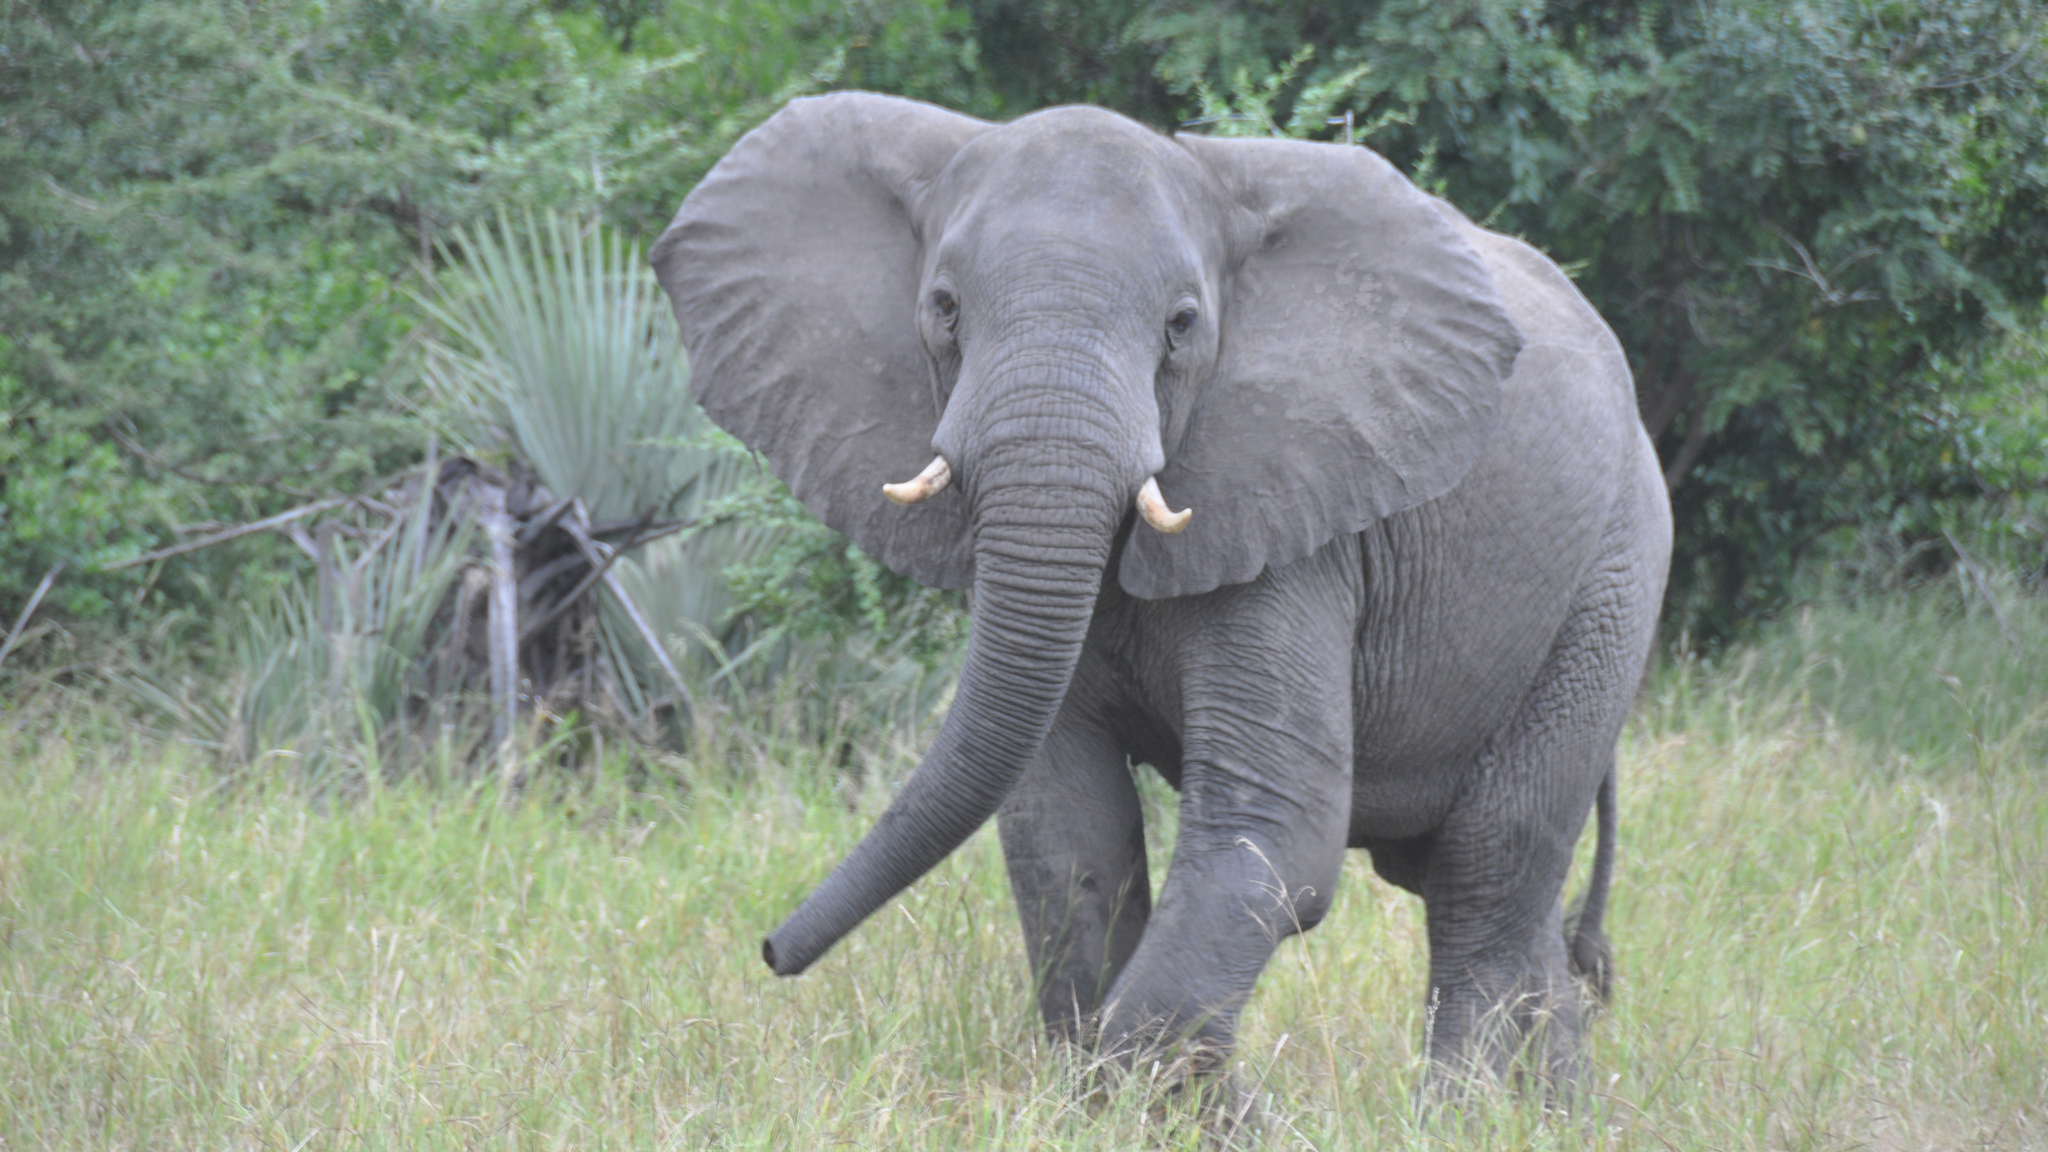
[
  {"left": 1136, "top": 476, "right": 1191, "bottom": 534},
  {"left": 882, "top": 456, "right": 952, "bottom": 505}
]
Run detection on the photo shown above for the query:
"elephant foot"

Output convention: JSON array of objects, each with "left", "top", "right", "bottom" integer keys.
[
  {"left": 1420, "top": 985, "right": 1593, "bottom": 1118},
  {"left": 1415, "top": 1059, "right": 1601, "bottom": 1150},
  {"left": 1134, "top": 1062, "right": 1276, "bottom": 1150},
  {"left": 1065, "top": 1032, "right": 1277, "bottom": 1148},
  {"left": 1198, "top": 1071, "right": 1279, "bottom": 1150}
]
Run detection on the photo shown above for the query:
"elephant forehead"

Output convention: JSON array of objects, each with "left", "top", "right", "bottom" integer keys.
[{"left": 932, "top": 111, "right": 1212, "bottom": 235}]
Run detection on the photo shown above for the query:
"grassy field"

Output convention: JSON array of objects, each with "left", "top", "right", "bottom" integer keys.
[{"left": 2, "top": 590, "right": 2043, "bottom": 1150}]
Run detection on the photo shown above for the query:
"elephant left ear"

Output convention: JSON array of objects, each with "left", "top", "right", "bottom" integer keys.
[{"left": 1119, "top": 135, "right": 1522, "bottom": 599}]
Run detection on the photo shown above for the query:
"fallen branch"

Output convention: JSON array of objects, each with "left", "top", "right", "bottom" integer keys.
[
  {"left": 479, "top": 484, "right": 521, "bottom": 752},
  {"left": 519, "top": 506, "right": 656, "bottom": 641},
  {"left": 563, "top": 501, "right": 696, "bottom": 720},
  {"left": 103, "top": 499, "right": 348, "bottom": 570},
  {"left": 0, "top": 565, "right": 63, "bottom": 672}
]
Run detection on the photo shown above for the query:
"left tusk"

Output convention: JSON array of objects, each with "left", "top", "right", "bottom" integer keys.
[
  {"left": 1136, "top": 476, "right": 1191, "bottom": 534},
  {"left": 882, "top": 456, "right": 952, "bottom": 505}
]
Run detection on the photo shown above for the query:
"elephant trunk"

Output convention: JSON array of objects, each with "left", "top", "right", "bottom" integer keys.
[{"left": 762, "top": 456, "right": 1124, "bottom": 976}]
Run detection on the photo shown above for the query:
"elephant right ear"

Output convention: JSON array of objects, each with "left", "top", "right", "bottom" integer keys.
[{"left": 651, "top": 92, "right": 992, "bottom": 589}]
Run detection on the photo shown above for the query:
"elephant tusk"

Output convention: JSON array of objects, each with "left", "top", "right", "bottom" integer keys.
[
  {"left": 1136, "top": 476, "right": 1191, "bottom": 534},
  {"left": 882, "top": 456, "right": 952, "bottom": 505}
]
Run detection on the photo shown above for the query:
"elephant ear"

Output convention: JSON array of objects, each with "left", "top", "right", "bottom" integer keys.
[
  {"left": 651, "top": 92, "right": 991, "bottom": 590},
  {"left": 1118, "top": 136, "right": 1522, "bottom": 599}
]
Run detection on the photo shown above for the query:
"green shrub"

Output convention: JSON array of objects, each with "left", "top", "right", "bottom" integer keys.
[
  {"left": 0, "top": 336, "right": 162, "bottom": 622},
  {"left": 7, "top": 0, "right": 2044, "bottom": 654},
  {"left": 1163, "top": 4, "right": 2048, "bottom": 640},
  {"left": 0, "top": 0, "right": 977, "bottom": 642}
]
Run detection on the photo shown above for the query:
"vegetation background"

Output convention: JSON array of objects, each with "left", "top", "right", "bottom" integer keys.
[
  {"left": 1, "top": 0, "right": 2044, "bottom": 1148},
  {"left": 3, "top": 0, "right": 2045, "bottom": 645}
]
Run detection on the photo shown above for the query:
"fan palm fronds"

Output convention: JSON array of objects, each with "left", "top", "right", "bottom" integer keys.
[
  {"left": 417, "top": 209, "right": 707, "bottom": 523},
  {"left": 414, "top": 209, "right": 782, "bottom": 718}
]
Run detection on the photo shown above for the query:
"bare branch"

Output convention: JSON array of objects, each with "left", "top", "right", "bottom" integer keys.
[
  {"left": 516, "top": 494, "right": 576, "bottom": 548},
  {"left": 0, "top": 566, "right": 63, "bottom": 672},
  {"left": 519, "top": 507, "right": 656, "bottom": 641},
  {"left": 102, "top": 419, "right": 322, "bottom": 500},
  {"left": 1640, "top": 370, "right": 1697, "bottom": 439},
  {"left": 563, "top": 501, "right": 695, "bottom": 720},
  {"left": 1748, "top": 226, "right": 1882, "bottom": 308},
  {"left": 1942, "top": 530, "right": 2020, "bottom": 648},
  {"left": 479, "top": 485, "right": 521, "bottom": 753},
  {"left": 102, "top": 499, "right": 348, "bottom": 570},
  {"left": 1664, "top": 404, "right": 1715, "bottom": 493}
]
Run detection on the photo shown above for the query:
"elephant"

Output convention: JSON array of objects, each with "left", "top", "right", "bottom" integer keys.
[{"left": 650, "top": 91, "right": 1672, "bottom": 1097}]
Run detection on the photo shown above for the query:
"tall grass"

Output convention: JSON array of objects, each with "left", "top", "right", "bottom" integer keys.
[
  {"left": 3, "top": 589, "right": 2042, "bottom": 1149},
  {"left": 115, "top": 477, "right": 485, "bottom": 776}
]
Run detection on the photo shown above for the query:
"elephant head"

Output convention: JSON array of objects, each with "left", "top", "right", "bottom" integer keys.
[{"left": 650, "top": 93, "right": 1521, "bottom": 976}]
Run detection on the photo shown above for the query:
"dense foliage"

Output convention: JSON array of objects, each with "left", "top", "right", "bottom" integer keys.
[
  {"left": 985, "top": 0, "right": 2048, "bottom": 634},
  {"left": 0, "top": 0, "right": 970, "bottom": 635},
  {"left": 1340, "top": 0, "right": 2048, "bottom": 632},
  {"left": 3, "top": 0, "right": 2044, "bottom": 651}
]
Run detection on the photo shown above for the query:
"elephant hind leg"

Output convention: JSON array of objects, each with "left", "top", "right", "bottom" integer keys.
[
  {"left": 1361, "top": 833, "right": 1433, "bottom": 895},
  {"left": 1421, "top": 556, "right": 1658, "bottom": 1098},
  {"left": 997, "top": 699, "right": 1151, "bottom": 1043},
  {"left": 1423, "top": 862, "right": 1585, "bottom": 1098}
]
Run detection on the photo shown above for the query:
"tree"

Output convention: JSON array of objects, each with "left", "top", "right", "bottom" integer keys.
[
  {"left": 0, "top": 0, "right": 973, "bottom": 630},
  {"left": 1, "top": 0, "right": 657, "bottom": 622},
  {"left": 6, "top": 0, "right": 2043, "bottom": 646},
  {"left": 1134, "top": 0, "right": 2048, "bottom": 636}
]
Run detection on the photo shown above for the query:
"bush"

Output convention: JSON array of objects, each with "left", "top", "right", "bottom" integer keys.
[
  {"left": 0, "top": 0, "right": 977, "bottom": 643},
  {"left": 1152, "top": 1, "right": 2048, "bottom": 640},
  {"left": 6, "top": 0, "right": 2043, "bottom": 655}
]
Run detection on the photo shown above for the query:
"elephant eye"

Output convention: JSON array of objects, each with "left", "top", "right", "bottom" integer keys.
[
  {"left": 1166, "top": 307, "right": 1197, "bottom": 344},
  {"left": 930, "top": 289, "right": 959, "bottom": 329}
]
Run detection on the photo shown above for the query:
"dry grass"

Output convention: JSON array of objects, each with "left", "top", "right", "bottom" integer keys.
[{"left": 2, "top": 591, "right": 2042, "bottom": 1150}]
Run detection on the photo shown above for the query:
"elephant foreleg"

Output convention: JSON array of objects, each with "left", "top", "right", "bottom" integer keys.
[
  {"left": 998, "top": 696, "right": 1150, "bottom": 1043},
  {"left": 1098, "top": 547, "right": 1360, "bottom": 1067}
]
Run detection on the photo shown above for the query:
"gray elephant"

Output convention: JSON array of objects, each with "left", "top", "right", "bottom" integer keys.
[{"left": 651, "top": 92, "right": 1671, "bottom": 1094}]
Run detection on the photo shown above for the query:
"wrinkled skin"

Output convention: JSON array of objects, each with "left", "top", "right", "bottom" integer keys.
[{"left": 652, "top": 93, "right": 1672, "bottom": 1096}]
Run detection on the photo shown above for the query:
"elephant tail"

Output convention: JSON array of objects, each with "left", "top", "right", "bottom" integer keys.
[{"left": 1566, "top": 766, "right": 1616, "bottom": 1004}]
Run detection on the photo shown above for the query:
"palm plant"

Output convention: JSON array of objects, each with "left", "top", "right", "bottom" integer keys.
[
  {"left": 411, "top": 210, "right": 966, "bottom": 765},
  {"left": 416, "top": 210, "right": 782, "bottom": 723},
  {"left": 418, "top": 210, "right": 718, "bottom": 525},
  {"left": 125, "top": 210, "right": 961, "bottom": 780},
  {"left": 116, "top": 471, "right": 482, "bottom": 777},
  {"left": 222, "top": 480, "right": 480, "bottom": 772}
]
